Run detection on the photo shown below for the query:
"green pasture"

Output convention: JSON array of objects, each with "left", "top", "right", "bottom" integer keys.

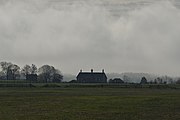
[{"left": 0, "top": 87, "right": 179, "bottom": 120}]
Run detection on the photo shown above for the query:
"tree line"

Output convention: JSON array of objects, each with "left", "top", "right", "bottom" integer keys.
[
  {"left": 0, "top": 61, "right": 63, "bottom": 83},
  {"left": 108, "top": 76, "right": 180, "bottom": 84}
]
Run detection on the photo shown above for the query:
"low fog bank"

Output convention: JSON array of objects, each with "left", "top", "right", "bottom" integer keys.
[
  {"left": 63, "top": 72, "right": 178, "bottom": 83},
  {"left": 0, "top": 0, "right": 180, "bottom": 76}
]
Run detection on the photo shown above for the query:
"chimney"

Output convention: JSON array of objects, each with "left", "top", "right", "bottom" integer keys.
[
  {"left": 102, "top": 69, "right": 104, "bottom": 73},
  {"left": 91, "top": 69, "right": 93, "bottom": 73},
  {"left": 80, "top": 69, "right": 82, "bottom": 73}
]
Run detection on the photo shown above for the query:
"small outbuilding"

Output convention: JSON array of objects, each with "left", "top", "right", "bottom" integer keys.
[{"left": 109, "top": 78, "right": 124, "bottom": 84}]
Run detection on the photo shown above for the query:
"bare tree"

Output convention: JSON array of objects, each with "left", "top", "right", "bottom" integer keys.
[
  {"left": 31, "top": 64, "right": 37, "bottom": 74},
  {"left": 21, "top": 64, "right": 37, "bottom": 75},
  {"left": 9, "top": 64, "right": 20, "bottom": 80},
  {"left": 38, "top": 65, "right": 63, "bottom": 83},
  {"left": 53, "top": 69, "right": 63, "bottom": 83},
  {"left": 21, "top": 65, "right": 31, "bottom": 76},
  {"left": 0, "top": 62, "right": 12, "bottom": 79}
]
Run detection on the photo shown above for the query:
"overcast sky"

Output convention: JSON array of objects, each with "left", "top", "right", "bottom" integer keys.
[{"left": 0, "top": 0, "right": 180, "bottom": 76}]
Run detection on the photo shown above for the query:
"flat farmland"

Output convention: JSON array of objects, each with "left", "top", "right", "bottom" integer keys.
[{"left": 0, "top": 87, "right": 179, "bottom": 120}]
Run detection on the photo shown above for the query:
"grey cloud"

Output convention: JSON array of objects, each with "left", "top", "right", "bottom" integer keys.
[{"left": 0, "top": 0, "right": 180, "bottom": 76}]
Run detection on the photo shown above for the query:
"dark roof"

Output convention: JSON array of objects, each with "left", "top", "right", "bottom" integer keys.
[{"left": 77, "top": 72, "right": 107, "bottom": 78}]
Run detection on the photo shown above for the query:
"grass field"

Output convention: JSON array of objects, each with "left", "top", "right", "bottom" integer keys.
[{"left": 0, "top": 87, "right": 180, "bottom": 120}]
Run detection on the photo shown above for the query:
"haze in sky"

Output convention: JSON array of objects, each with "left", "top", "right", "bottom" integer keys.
[{"left": 0, "top": 0, "right": 180, "bottom": 76}]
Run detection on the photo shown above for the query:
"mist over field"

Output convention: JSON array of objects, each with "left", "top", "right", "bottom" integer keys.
[{"left": 0, "top": 0, "right": 180, "bottom": 76}]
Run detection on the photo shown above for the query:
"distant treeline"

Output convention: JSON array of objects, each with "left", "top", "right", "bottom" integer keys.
[
  {"left": 106, "top": 72, "right": 180, "bottom": 84},
  {"left": 1, "top": 61, "right": 180, "bottom": 84},
  {"left": 69, "top": 77, "right": 180, "bottom": 84},
  {"left": 0, "top": 61, "right": 63, "bottom": 83}
]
